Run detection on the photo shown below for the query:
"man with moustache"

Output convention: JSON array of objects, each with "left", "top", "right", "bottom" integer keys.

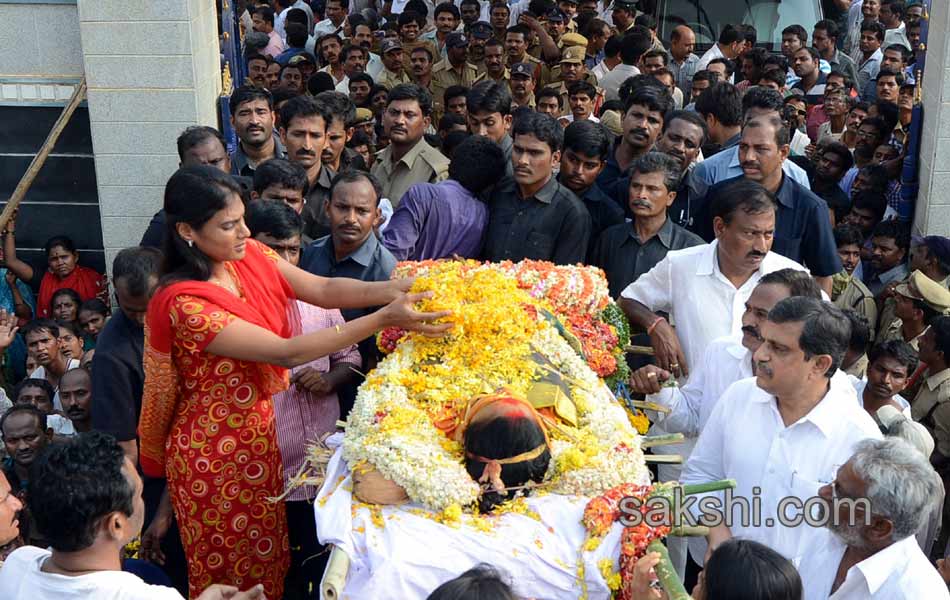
[
  {"left": 596, "top": 85, "right": 674, "bottom": 192},
  {"left": 590, "top": 152, "right": 702, "bottom": 298},
  {"left": 371, "top": 84, "right": 450, "bottom": 207},
  {"left": 59, "top": 368, "right": 92, "bottom": 434},
  {"left": 1, "top": 405, "right": 52, "bottom": 547},
  {"left": 682, "top": 297, "right": 881, "bottom": 565},
  {"left": 230, "top": 87, "right": 286, "bottom": 178},
  {"left": 694, "top": 115, "right": 840, "bottom": 294},
  {"left": 481, "top": 39, "right": 509, "bottom": 84},
  {"left": 280, "top": 96, "right": 336, "bottom": 239},
  {"left": 619, "top": 179, "right": 810, "bottom": 380},
  {"left": 409, "top": 46, "right": 434, "bottom": 89},
  {"left": 797, "top": 438, "right": 948, "bottom": 599},
  {"left": 0, "top": 466, "right": 24, "bottom": 562},
  {"left": 509, "top": 63, "right": 536, "bottom": 109}
]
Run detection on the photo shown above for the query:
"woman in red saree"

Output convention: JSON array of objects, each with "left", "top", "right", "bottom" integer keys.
[
  {"left": 2, "top": 222, "right": 109, "bottom": 318},
  {"left": 139, "top": 166, "right": 449, "bottom": 598}
]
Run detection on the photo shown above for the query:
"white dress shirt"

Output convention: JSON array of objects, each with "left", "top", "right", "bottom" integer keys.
[
  {"left": 599, "top": 63, "right": 641, "bottom": 102},
  {"left": 696, "top": 44, "right": 734, "bottom": 83},
  {"left": 621, "top": 241, "right": 809, "bottom": 500},
  {"left": 648, "top": 334, "right": 752, "bottom": 439},
  {"left": 620, "top": 240, "right": 809, "bottom": 374},
  {"left": 313, "top": 17, "right": 345, "bottom": 38},
  {"left": 797, "top": 533, "right": 950, "bottom": 600},
  {"left": 591, "top": 59, "right": 612, "bottom": 82},
  {"left": 682, "top": 375, "right": 882, "bottom": 563}
]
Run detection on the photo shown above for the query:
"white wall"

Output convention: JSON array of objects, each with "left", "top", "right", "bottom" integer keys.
[
  {"left": 914, "top": 1, "right": 950, "bottom": 236},
  {"left": 77, "top": 0, "right": 221, "bottom": 265}
]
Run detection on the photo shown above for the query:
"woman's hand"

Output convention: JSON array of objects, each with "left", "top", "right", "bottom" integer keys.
[
  {"left": 196, "top": 584, "right": 266, "bottom": 600},
  {"left": 380, "top": 291, "right": 452, "bottom": 336},
  {"left": 389, "top": 277, "right": 415, "bottom": 297}
]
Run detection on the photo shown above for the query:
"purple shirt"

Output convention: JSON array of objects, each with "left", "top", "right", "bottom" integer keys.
[{"left": 381, "top": 180, "right": 487, "bottom": 261}]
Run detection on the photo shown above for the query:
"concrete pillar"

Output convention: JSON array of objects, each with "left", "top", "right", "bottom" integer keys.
[
  {"left": 914, "top": 1, "right": 950, "bottom": 236},
  {"left": 77, "top": 0, "right": 221, "bottom": 266}
]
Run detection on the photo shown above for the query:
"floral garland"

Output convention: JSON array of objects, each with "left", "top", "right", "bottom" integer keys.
[
  {"left": 378, "top": 260, "right": 634, "bottom": 403},
  {"left": 342, "top": 260, "right": 650, "bottom": 513},
  {"left": 583, "top": 483, "right": 675, "bottom": 599}
]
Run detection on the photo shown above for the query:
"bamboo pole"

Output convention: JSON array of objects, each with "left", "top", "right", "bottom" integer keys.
[
  {"left": 646, "top": 540, "right": 691, "bottom": 600},
  {"left": 640, "top": 433, "right": 685, "bottom": 448},
  {"left": 321, "top": 545, "right": 351, "bottom": 600},
  {"left": 643, "top": 454, "right": 682, "bottom": 464},
  {"left": 668, "top": 525, "right": 710, "bottom": 538},
  {"left": 681, "top": 479, "right": 737, "bottom": 496},
  {"left": 624, "top": 345, "right": 655, "bottom": 355},
  {"left": 631, "top": 400, "right": 670, "bottom": 414},
  {"left": 0, "top": 77, "right": 87, "bottom": 233}
]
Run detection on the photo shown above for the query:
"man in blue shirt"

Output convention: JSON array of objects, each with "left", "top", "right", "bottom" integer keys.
[
  {"left": 299, "top": 170, "right": 396, "bottom": 417},
  {"left": 299, "top": 171, "right": 396, "bottom": 321},
  {"left": 688, "top": 87, "right": 812, "bottom": 201},
  {"left": 694, "top": 115, "right": 841, "bottom": 295}
]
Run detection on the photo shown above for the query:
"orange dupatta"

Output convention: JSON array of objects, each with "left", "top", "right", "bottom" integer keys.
[{"left": 138, "top": 240, "right": 298, "bottom": 477}]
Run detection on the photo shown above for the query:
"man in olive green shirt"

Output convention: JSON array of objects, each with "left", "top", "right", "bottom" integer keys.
[{"left": 371, "top": 83, "right": 450, "bottom": 207}]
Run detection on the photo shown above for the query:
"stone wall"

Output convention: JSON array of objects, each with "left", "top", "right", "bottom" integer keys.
[
  {"left": 914, "top": 1, "right": 950, "bottom": 235},
  {"left": 77, "top": 0, "right": 221, "bottom": 267}
]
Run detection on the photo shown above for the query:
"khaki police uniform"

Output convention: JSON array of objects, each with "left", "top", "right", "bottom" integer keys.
[{"left": 371, "top": 138, "right": 450, "bottom": 207}]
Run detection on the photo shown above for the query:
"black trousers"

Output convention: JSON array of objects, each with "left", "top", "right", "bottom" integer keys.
[
  {"left": 142, "top": 476, "right": 189, "bottom": 596},
  {"left": 284, "top": 499, "right": 330, "bottom": 600}
]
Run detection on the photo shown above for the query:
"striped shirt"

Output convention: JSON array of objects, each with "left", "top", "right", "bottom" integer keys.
[{"left": 274, "top": 301, "right": 360, "bottom": 501}]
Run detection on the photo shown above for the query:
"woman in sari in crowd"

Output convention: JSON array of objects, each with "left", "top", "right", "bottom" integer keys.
[{"left": 139, "top": 166, "right": 449, "bottom": 598}]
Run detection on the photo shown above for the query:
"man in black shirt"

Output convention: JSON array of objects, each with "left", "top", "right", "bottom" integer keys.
[
  {"left": 89, "top": 247, "right": 187, "bottom": 594},
  {"left": 811, "top": 140, "right": 854, "bottom": 224},
  {"left": 280, "top": 96, "right": 336, "bottom": 240},
  {"left": 609, "top": 110, "right": 708, "bottom": 227},
  {"left": 591, "top": 152, "right": 704, "bottom": 297},
  {"left": 483, "top": 111, "right": 591, "bottom": 265},
  {"left": 229, "top": 86, "right": 286, "bottom": 178},
  {"left": 557, "top": 120, "right": 623, "bottom": 254}
]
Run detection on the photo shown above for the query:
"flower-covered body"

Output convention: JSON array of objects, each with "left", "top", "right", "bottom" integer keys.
[{"left": 343, "top": 260, "right": 649, "bottom": 512}]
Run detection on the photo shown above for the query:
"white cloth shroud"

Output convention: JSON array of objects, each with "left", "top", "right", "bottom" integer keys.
[{"left": 314, "top": 433, "right": 646, "bottom": 599}]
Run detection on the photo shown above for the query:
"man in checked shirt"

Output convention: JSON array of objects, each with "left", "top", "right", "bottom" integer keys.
[{"left": 245, "top": 200, "right": 361, "bottom": 599}]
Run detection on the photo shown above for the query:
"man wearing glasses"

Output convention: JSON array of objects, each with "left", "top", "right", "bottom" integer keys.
[
  {"left": 798, "top": 438, "right": 948, "bottom": 599},
  {"left": 682, "top": 297, "right": 881, "bottom": 567}
]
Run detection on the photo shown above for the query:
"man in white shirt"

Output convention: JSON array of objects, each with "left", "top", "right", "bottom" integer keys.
[
  {"left": 313, "top": 0, "right": 348, "bottom": 38},
  {"left": 23, "top": 319, "right": 80, "bottom": 411},
  {"left": 696, "top": 24, "right": 742, "bottom": 78},
  {"left": 682, "top": 297, "right": 882, "bottom": 563},
  {"left": 853, "top": 339, "right": 916, "bottom": 419},
  {"left": 631, "top": 268, "right": 823, "bottom": 438},
  {"left": 0, "top": 469, "right": 23, "bottom": 555},
  {"left": 797, "top": 438, "right": 949, "bottom": 599},
  {"left": 598, "top": 26, "right": 651, "bottom": 102},
  {"left": 879, "top": 0, "right": 912, "bottom": 51},
  {"left": 620, "top": 178, "right": 809, "bottom": 379},
  {"left": 0, "top": 432, "right": 264, "bottom": 600}
]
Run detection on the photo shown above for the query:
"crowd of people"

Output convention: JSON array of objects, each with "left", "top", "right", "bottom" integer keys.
[{"left": 0, "top": 0, "right": 948, "bottom": 598}]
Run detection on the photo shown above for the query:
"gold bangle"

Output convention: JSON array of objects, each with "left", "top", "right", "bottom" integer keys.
[{"left": 335, "top": 324, "right": 342, "bottom": 334}]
